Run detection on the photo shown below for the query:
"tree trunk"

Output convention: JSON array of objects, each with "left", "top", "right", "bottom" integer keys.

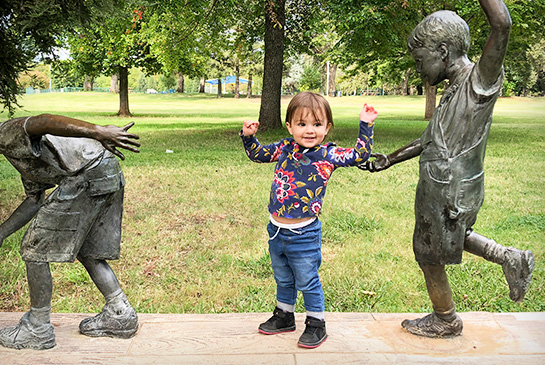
[
  {"left": 117, "top": 66, "right": 131, "bottom": 116},
  {"left": 247, "top": 74, "right": 253, "bottom": 98},
  {"left": 176, "top": 72, "right": 184, "bottom": 93},
  {"left": 199, "top": 77, "right": 205, "bottom": 93},
  {"left": 217, "top": 77, "right": 222, "bottom": 98},
  {"left": 235, "top": 64, "right": 240, "bottom": 99},
  {"left": 83, "top": 76, "right": 93, "bottom": 91},
  {"left": 424, "top": 81, "right": 437, "bottom": 120},
  {"left": 402, "top": 68, "right": 411, "bottom": 96},
  {"left": 328, "top": 63, "right": 337, "bottom": 96},
  {"left": 258, "top": 0, "right": 285, "bottom": 130},
  {"left": 110, "top": 73, "right": 119, "bottom": 93}
]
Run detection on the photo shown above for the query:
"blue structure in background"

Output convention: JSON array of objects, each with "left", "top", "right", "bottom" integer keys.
[{"left": 205, "top": 76, "right": 249, "bottom": 85}]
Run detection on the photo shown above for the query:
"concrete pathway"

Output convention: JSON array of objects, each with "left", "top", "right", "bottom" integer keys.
[{"left": 1, "top": 312, "right": 544, "bottom": 364}]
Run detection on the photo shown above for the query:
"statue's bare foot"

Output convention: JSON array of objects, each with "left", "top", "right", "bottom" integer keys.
[
  {"left": 401, "top": 312, "right": 462, "bottom": 338},
  {"left": 0, "top": 312, "right": 55, "bottom": 350},
  {"left": 503, "top": 248, "right": 534, "bottom": 303}
]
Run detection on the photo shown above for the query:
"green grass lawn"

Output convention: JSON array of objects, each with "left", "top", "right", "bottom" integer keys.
[{"left": 1, "top": 92, "right": 544, "bottom": 314}]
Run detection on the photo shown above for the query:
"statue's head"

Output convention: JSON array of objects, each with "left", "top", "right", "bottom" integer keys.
[
  {"left": 407, "top": 10, "right": 470, "bottom": 85},
  {"left": 408, "top": 10, "right": 470, "bottom": 55}
]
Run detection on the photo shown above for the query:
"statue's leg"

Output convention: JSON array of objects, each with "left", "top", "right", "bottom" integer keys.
[
  {"left": 0, "top": 262, "right": 56, "bottom": 349},
  {"left": 78, "top": 257, "right": 138, "bottom": 338},
  {"left": 401, "top": 264, "right": 463, "bottom": 338},
  {"left": 464, "top": 230, "right": 534, "bottom": 302},
  {"left": 79, "top": 257, "right": 121, "bottom": 297}
]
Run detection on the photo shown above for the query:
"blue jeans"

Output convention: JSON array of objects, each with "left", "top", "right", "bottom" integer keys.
[{"left": 267, "top": 219, "right": 324, "bottom": 312}]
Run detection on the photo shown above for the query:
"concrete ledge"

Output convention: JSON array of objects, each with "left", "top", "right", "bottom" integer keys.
[{"left": 1, "top": 312, "right": 544, "bottom": 364}]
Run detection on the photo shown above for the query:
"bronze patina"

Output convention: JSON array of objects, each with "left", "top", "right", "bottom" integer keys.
[
  {"left": 0, "top": 114, "right": 141, "bottom": 349},
  {"left": 360, "top": 0, "right": 534, "bottom": 338}
]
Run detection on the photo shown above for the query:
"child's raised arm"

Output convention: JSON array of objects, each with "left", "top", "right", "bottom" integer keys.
[
  {"left": 360, "top": 103, "right": 378, "bottom": 124},
  {"left": 242, "top": 120, "right": 260, "bottom": 136}
]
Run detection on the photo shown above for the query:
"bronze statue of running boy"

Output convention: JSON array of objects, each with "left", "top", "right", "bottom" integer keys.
[{"left": 360, "top": 0, "right": 534, "bottom": 337}]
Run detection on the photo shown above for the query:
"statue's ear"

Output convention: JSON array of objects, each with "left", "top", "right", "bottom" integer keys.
[{"left": 438, "top": 42, "right": 449, "bottom": 61}]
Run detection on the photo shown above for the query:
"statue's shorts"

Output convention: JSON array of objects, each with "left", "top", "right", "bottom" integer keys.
[
  {"left": 21, "top": 157, "right": 125, "bottom": 263},
  {"left": 412, "top": 160, "right": 484, "bottom": 265}
]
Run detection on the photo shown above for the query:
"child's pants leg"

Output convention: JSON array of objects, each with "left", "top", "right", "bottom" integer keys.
[
  {"left": 267, "top": 221, "right": 325, "bottom": 313},
  {"left": 288, "top": 239, "right": 324, "bottom": 313},
  {"left": 268, "top": 225, "right": 298, "bottom": 306}
]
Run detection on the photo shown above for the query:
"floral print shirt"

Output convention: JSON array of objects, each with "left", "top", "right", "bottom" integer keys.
[{"left": 241, "top": 120, "right": 373, "bottom": 218}]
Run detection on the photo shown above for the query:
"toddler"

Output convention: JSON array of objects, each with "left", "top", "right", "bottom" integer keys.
[{"left": 240, "top": 92, "right": 377, "bottom": 348}]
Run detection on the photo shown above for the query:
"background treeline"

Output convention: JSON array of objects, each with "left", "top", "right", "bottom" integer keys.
[{"left": 3, "top": 0, "right": 545, "bottom": 118}]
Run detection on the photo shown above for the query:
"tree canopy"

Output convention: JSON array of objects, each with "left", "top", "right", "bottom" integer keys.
[
  {"left": 2, "top": 0, "right": 544, "bottom": 119},
  {"left": 0, "top": 0, "right": 121, "bottom": 115}
]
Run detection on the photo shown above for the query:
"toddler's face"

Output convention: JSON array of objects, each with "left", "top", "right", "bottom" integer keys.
[{"left": 286, "top": 107, "right": 331, "bottom": 148}]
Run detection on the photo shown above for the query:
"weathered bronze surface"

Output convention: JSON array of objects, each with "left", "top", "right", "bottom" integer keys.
[
  {"left": 0, "top": 114, "right": 140, "bottom": 349},
  {"left": 359, "top": 0, "right": 534, "bottom": 338}
]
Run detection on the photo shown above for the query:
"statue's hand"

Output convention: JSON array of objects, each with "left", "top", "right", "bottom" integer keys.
[
  {"left": 96, "top": 123, "right": 141, "bottom": 160},
  {"left": 358, "top": 153, "right": 390, "bottom": 173}
]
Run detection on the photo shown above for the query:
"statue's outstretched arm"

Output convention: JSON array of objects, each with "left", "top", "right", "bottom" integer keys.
[
  {"left": 359, "top": 138, "right": 422, "bottom": 172},
  {"left": 25, "top": 114, "right": 140, "bottom": 160}
]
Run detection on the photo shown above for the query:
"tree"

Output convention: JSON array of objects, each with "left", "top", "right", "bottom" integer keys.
[
  {"left": 499, "top": 1, "right": 545, "bottom": 96},
  {"left": 243, "top": 43, "right": 264, "bottom": 98},
  {"left": 326, "top": 0, "right": 545, "bottom": 116},
  {"left": 142, "top": 1, "right": 226, "bottom": 96},
  {"left": 18, "top": 69, "right": 49, "bottom": 90},
  {"left": 326, "top": 0, "right": 433, "bottom": 116},
  {"left": 258, "top": 0, "right": 286, "bottom": 130},
  {"left": 51, "top": 60, "right": 81, "bottom": 89},
  {"left": 225, "top": 3, "right": 265, "bottom": 99},
  {"left": 283, "top": 55, "right": 305, "bottom": 94},
  {"left": 208, "top": 51, "right": 232, "bottom": 98},
  {"left": 0, "top": 0, "right": 118, "bottom": 115},
  {"left": 259, "top": 0, "right": 323, "bottom": 129},
  {"left": 110, "top": 74, "right": 119, "bottom": 93},
  {"left": 68, "top": 1, "right": 162, "bottom": 116},
  {"left": 304, "top": 17, "right": 344, "bottom": 96},
  {"left": 529, "top": 39, "right": 545, "bottom": 96},
  {"left": 300, "top": 64, "right": 322, "bottom": 92}
]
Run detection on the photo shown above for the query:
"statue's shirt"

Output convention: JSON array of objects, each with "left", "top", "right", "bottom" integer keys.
[
  {"left": 413, "top": 62, "right": 504, "bottom": 265},
  {"left": 0, "top": 117, "right": 111, "bottom": 195},
  {"left": 420, "top": 63, "right": 504, "bottom": 179}
]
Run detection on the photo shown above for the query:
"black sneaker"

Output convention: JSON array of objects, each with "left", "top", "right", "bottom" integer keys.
[
  {"left": 297, "top": 317, "right": 327, "bottom": 348},
  {"left": 258, "top": 307, "right": 296, "bottom": 335}
]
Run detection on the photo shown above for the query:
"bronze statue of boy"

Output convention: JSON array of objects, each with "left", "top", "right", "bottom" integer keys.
[
  {"left": 0, "top": 114, "right": 140, "bottom": 349},
  {"left": 361, "top": 0, "right": 534, "bottom": 337}
]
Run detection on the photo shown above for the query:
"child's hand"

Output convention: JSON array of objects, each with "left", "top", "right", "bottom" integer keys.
[
  {"left": 360, "top": 103, "right": 378, "bottom": 124},
  {"left": 242, "top": 120, "right": 259, "bottom": 136}
]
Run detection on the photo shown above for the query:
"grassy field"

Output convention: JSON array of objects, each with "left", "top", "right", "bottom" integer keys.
[{"left": 0, "top": 92, "right": 544, "bottom": 315}]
